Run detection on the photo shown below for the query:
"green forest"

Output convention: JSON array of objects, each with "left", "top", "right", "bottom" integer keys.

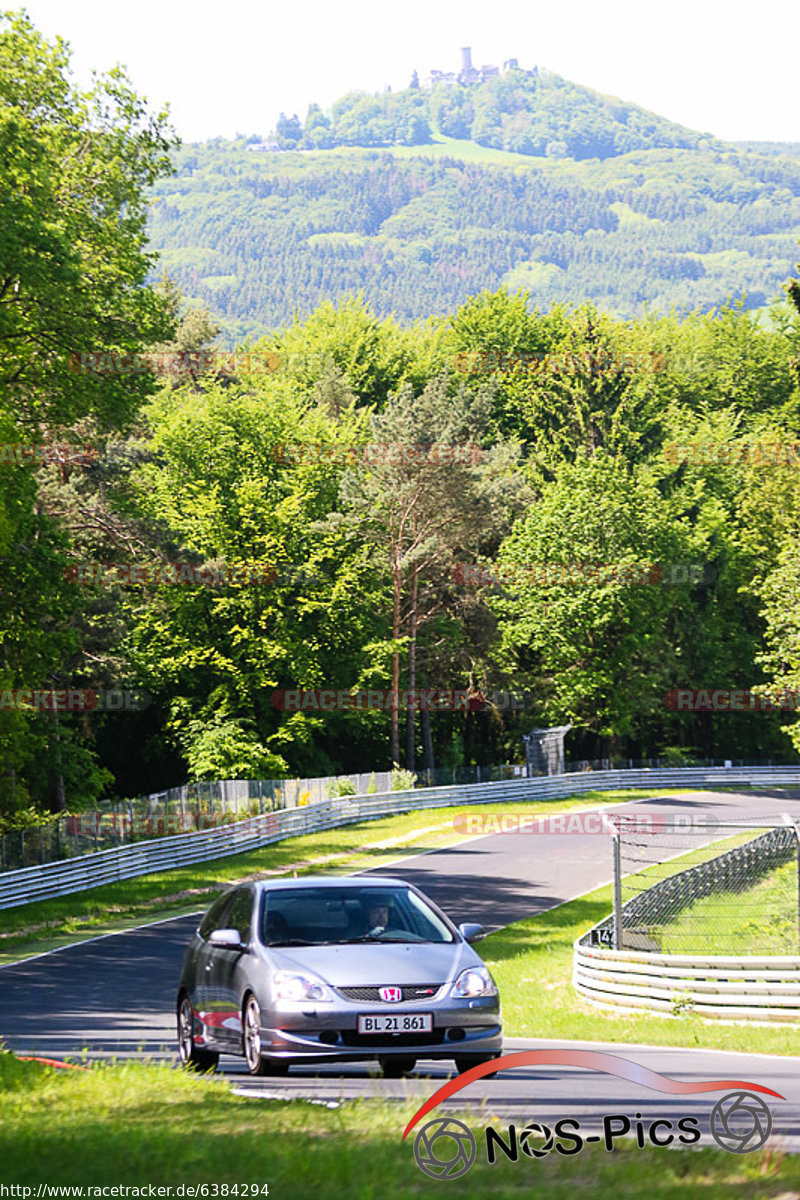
[
  {"left": 268, "top": 64, "right": 714, "bottom": 158},
  {"left": 146, "top": 78, "right": 800, "bottom": 338},
  {"left": 3, "top": 12, "right": 800, "bottom": 824}
]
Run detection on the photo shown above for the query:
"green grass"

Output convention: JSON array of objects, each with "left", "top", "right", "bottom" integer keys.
[
  {"left": 290, "top": 133, "right": 556, "bottom": 169},
  {"left": 0, "top": 1053, "right": 796, "bottom": 1195},
  {"left": 659, "top": 859, "right": 800, "bottom": 955},
  {"left": 0, "top": 788, "right": 661, "bottom": 963}
]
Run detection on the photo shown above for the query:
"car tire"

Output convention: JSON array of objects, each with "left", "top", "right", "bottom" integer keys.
[
  {"left": 379, "top": 1056, "right": 417, "bottom": 1078},
  {"left": 243, "top": 994, "right": 290, "bottom": 1076},
  {"left": 177, "top": 995, "right": 219, "bottom": 1073},
  {"left": 455, "top": 1053, "right": 501, "bottom": 1078}
]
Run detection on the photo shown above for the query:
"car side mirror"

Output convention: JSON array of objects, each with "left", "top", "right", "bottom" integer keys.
[
  {"left": 458, "top": 922, "right": 485, "bottom": 943},
  {"left": 208, "top": 928, "right": 246, "bottom": 951}
]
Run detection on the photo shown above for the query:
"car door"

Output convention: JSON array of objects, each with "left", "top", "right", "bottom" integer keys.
[
  {"left": 206, "top": 887, "right": 255, "bottom": 1050},
  {"left": 193, "top": 891, "right": 236, "bottom": 1046}
]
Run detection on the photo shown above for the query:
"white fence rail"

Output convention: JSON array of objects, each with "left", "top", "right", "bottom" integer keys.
[
  {"left": 3, "top": 764, "right": 800, "bottom": 912},
  {"left": 573, "top": 943, "right": 800, "bottom": 1023}
]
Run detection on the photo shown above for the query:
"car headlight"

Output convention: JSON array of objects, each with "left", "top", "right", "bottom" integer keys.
[
  {"left": 273, "top": 971, "right": 333, "bottom": 1002},
  {"left": 450, "top": 966, "right": 498, "bottom": 998}
]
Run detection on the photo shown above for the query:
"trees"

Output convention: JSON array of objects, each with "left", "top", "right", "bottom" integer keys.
[
  {"left": 0, "top": 11, "right": 175, "bottom": 431},
  {"left": 337, "top": 376, "right": 526, "bottom": 767},
  {"left": 748, "top": 264, "right": 800, "bottom": 753},
  {"left": 492, "top": 453, "right": 697, "bottom": 747},
  {"left": 0, "top": 11, "right": 176, "bottom": 815},
  {"left": 275, "top": 112, "right": 302, "bottom": 148},
  {"left": 121, "top": 374, "right": 389, "bottom": 780}
]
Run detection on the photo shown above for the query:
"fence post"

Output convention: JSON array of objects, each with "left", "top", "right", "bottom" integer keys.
[
  {"left": 612, "top": 826, "right": 623, "bottom": 950},
  {"left": 795, "top": 822, "right": 800, "bottom": 946}
]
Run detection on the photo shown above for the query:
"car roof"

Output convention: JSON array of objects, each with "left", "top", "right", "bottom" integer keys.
[{"left": 251, "top": 875, "right": 410, "bottom": 892}]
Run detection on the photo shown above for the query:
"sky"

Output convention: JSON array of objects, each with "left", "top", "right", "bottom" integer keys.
[{"left": 12, "top": 0, "right": 800, "bottom": 144}]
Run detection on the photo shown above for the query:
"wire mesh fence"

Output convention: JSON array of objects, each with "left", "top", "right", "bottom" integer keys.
[
  {"left": 608, "top": 816, "right": 800, "bottom": 955},
  {"left": 0, "top": 762, "right": 532, "bottom": 872}
]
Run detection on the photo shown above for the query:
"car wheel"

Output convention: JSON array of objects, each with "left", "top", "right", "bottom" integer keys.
[
  {"left": 243, "top": 994, "right": 289, "bottom": 1076},
  {"left": 455, "top": 1053, "right": 501, "bottom": 1078},
  {"left": 177, "top": 995, "right": 219, "bottom": 1073},
  {"left": 379, "top": 1055, "right": 417, "bottom": 1078}
]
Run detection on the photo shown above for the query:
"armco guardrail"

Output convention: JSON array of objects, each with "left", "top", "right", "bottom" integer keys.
[
  {"left": 574, "top": 818, "right": 800, "bottom": 1023},
  {"left": 573, "top": 943, "right": 800, "bottom": 1023},
  {"left": 0, "top": 764, "right": 528, "bottom": 871},
  {"left": 2, "top": 764, "right": 800, "bottom": 911}
]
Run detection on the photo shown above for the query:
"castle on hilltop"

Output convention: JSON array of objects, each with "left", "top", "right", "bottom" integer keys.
[{"left": 422, "top": 46, "right": 535, "bottom": 89}]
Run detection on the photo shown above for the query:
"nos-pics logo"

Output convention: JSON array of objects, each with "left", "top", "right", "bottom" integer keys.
[{"left": 403, "top": 1050, "right": 781, "bottom": 1179}]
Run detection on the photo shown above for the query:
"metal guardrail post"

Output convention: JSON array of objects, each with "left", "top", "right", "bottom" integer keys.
[{"left": 612, "top": 827, "right": 622, "bottom": 951}]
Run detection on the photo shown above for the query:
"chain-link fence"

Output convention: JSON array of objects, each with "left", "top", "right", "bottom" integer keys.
[
  {"left": 0, "top": 763, "right": 532, "bottom": 872},
  {"left": 606, "top": 816, "right": 800, "bottom": 954}
]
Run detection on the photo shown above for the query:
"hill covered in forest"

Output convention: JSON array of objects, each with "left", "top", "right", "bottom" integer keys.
[
  {"left": 146, "top": 67, "right": 800, "bottom": 341},
  {"left": 261, "top": 61, "right": 719, "bottom": 160}
]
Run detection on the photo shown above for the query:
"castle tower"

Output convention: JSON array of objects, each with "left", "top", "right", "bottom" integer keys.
[{"left": 460, "top": 46, "right": 473, "bottom": 71}]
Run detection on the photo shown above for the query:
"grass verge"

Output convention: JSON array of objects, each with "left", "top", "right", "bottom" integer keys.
[
  {"left": 0, "top": 788, "right": 664, "bottom": 963},
  {"left": 0, "top": 1053, "right": 796, "bottom": 1196}
]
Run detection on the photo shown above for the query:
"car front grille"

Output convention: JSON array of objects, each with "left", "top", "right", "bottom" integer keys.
[{"left": 336, "top": 983, "right": 445, "bottom": 1003}]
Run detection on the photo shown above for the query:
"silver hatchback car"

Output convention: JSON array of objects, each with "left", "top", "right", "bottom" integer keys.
[{"left": 176, "top": 875, "right": 502, "bottom": 1076}]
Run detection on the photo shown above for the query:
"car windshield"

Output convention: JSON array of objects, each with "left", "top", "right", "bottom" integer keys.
[{"left": 259, "top": 885, "right": 454, "bottom": 946}]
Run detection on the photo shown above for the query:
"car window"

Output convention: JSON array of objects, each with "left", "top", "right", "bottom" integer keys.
[
  {"left": 260, "top": 886, "right": 454, "bottom": 945},
  {"left": 226, "top": 889, "right": 254, "bottom": 942},
  {"left": 198, "top": 892, "right": 235, "bottom": 939}
]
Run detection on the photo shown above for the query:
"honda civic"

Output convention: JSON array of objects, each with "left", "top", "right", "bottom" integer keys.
[{"left": 176, "top": 875, "right": 502, "bottom": 1076}]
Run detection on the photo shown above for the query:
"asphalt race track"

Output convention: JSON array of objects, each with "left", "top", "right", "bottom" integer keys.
[{"left": 3, "top": 788, "right": 800, "bottom": 1151}]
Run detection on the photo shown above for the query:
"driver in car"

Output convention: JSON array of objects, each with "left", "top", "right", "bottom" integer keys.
[{"left": 366, "top": 902, "right": 391, "bottom": 936}]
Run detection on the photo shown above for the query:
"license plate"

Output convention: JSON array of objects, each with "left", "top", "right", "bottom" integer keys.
[{"left": 357, "top": 1012, "right": 433, "bottom": 1034}]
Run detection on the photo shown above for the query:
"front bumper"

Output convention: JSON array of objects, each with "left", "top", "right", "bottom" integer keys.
[{"left": 260, "top": 994, "right": 502, "bottom": 1062}]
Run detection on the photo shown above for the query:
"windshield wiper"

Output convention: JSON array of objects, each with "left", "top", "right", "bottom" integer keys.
[
  {"left": 264, "top": 939, "right": 316, "bottom": 947},
  {"left": 336, "top": 933, "right": 420, "bottom": 943}
]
